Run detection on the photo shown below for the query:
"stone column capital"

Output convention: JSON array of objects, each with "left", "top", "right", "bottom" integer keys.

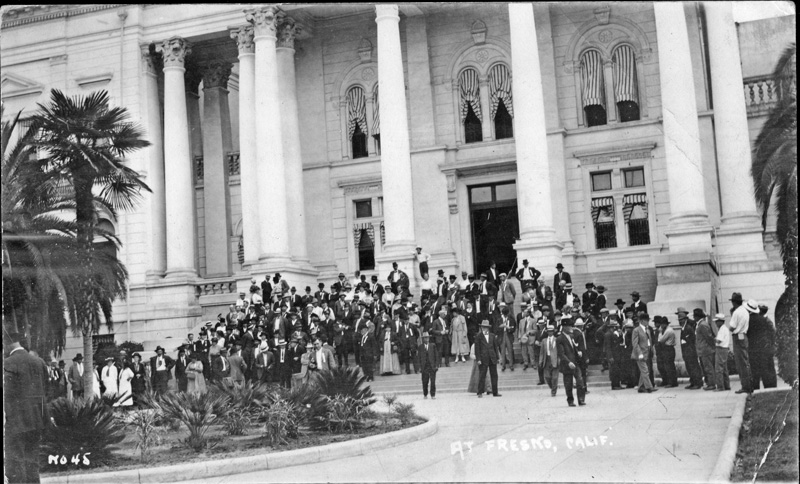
[
  {"left": 277, "top": 17, "right": 300, "bottom": 49},
  {"left": 202, "top": 61, "right": 232, "bottom": 89},
  {"left": 159, "top": 36, "right": 191, "bottom": 68},
  {"left": 245, "top": 5, "right": 283, "bottom": 40},
  {"left": 230, "top": 25, "right": 255, "bottom": 55},
  {"left": 141, "top": 47, "right": 161, "bottom": 76}
]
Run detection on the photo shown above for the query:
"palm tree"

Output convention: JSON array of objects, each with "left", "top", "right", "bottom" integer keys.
[
  {"left": 751, "top": 42, "right": 797, "bottom": 384},
  {"left": 25, "top": 89, "right": 150, "bottom": 392}
]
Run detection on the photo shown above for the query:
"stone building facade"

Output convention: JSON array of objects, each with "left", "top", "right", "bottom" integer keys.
[{"left": 1, "top": 3, "right": 794, "bottom": 356}]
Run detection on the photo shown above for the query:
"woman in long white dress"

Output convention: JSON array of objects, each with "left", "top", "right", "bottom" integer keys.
[
  {"left": 100, "top": 358, "right": 118, "bottom": 398},
  {"left": 92, "top": 364, "right": 102, "bottom": 399},
  {"left": 450, "top": 308, "right": 470, "bottom": 362},
  {"left": 186, "top": 353, "right": 207, "bottom": 394},
  {"left": 379, "top": 326, "right": 401, "bottom": 375},
  {"left": 114, "top": 366, "right": 134, "bottom": 407}
]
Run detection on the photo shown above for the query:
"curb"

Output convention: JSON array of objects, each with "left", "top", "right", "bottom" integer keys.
[
  {"left": 708, "top": 393, "right": 748, "bottom": 483},
  {"left": 42, "top": 418, "right": 439, "bottom": 484}
]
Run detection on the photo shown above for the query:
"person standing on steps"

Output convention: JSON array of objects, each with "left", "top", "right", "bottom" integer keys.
[
  {"left": 727, "top": 293, "right": 756, "bottom": 394},
  {"left": 413, "top": 246, "right": 431, "bottom": 279},
  {"left": 676, "top": 307, "right": 703, "bottom": 390}
]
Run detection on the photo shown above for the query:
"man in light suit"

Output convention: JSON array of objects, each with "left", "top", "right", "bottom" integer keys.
[
  {"left": 309, "top": 337, "right": 337, "bottom": 375},
  {"left": 496, "top": 272, "right": 517, "bottom": 316},
  {"left": 474, "top": 320, "right": 502, "bottom": 397},
  {"left": 418, "top": 332, "right": 439, "bottom": 399},
  {"left": 539, "top": 325, "right": 560, "bottom": 396},
  {"left": 632, "top": 313, "right": 657, "bottom": 393}
]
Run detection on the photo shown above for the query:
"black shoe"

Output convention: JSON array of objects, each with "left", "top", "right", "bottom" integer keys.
[
  {"left": 684, "top": 384, "right": 694, "bottom": 389},
  {"left": 502, "top": 366, "right": 506, "bottom": 372},
  {"left": 668, "top": 384, "right": 679, "bottom": 388},
  {"left": 612, "top": 387, "right": 623, "bottom": 390},
  {"left": 703, "top": 386, "right": 716, "bottom": 391},
  {"left": 523, "top": 365, "right": 528, "bottom": 371},
  {"left": 568, "top": 402, "right": 576, "bottom": 407},
  {"left": 647, "top": 388, "right": 658, "bottom": 393},
  {"left": 551, "top": 391, "right": 556, "bottom": 397},
  {"left": 537, "top": 382, "right": 546, "bottom": 385},
  {"left": 579, "top": 401, "right": 586, "bottom": 406},
  {"left": 734, "top": 389, "right": 749, "bottom": 394},
  {"left": 638, "top": 389, "right": 647, "bottom": 393},
  {"left": 687, "top": 385, "right": 701, "bottom": 390},
  {"left": 510, "top": 367, "right": 514, "bottom": 372},
  {"left": 493, "top": 394, "right": 502, "bottom": 397}
]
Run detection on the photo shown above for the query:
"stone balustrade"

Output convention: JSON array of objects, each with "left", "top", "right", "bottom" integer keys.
[
  {"left": 195, "top": 279, "right": 237, "bottom": 297},
  {"left": 194, "top": 152, "right": 241, "bottom": 185},
  {"left": 743, "top": 75, "right": 778, "bottom": 116}
]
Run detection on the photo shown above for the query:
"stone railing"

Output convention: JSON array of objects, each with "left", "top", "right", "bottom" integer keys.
[
  {"left": 743, "top": 75, "right": 779, "bottom": 116},
  {"left": 195, "top": 279, "right": 237, "bottom": 298},
  {"left": 193, "top": 153, "right": 240, "bottom": 185}
]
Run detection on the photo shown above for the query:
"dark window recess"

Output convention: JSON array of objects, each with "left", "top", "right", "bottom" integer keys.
[
  {"left": 357, "top": 229, "right": 375, "bottom": 270},
  {"left": 624, "top": 168, "right": 645, "bottom": 188},
  {"left": 494, "top": 100, "right": 513, "bottom": 140},
  {"left": 464, "top": 105, "right": 483, "bottom": 143},
  {"left": 373, "top": 134, "right": 381, "bottom": 155},
  {"left": 628, "top": 218, "right": 650, "bottom": 246},
  {"left": 594, "top": 221, "right": 617, "bottom": 249},
  {"left": 352, "top": 124, "right": 368, "bottom": 159},
  {"left": 591, "top": 172, "right": 612, "bottom": 191},
  {"left": 618, "top": 100, "right": 640, "bottom": 123},
  {"left": 584, "top": 104, "right": 607, "bottom": 127},
  {"left": 355, "top": 200, "right": 372, "bottom": 218}
]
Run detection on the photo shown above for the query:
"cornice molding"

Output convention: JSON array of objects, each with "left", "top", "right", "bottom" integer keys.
[
  {"left": 572, "top": 142, "right": 656, "bottom": 165},
  {"left": 2, "top": 5, "right": 125, "bottom": 29}
]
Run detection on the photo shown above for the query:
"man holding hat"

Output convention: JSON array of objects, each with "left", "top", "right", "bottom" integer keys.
[
  {"left": 517, "top": 304, "right": 537, "bottom": 371},
  {"left": 631, "top": 313, "right": 657, "bottom": 393},
  {"left": 150, "top": 346, "right": 175, "bottom": 395},
  {"left": 553, "top": 263, "right": 571, "bottom": 301},
  {"left": 728, "top": 293, "right": 755, "bottom": 393},
  {"left": 516, "top": 259, "right": 542, "bottom": 292},
  {"left": 557, "top": 317, "right": 586, "bottom": 406},
  {"left": 676, "top": 307, "right": 703, "bottom": 389},
  {"left": 68, "top": 353, "right": 85, "bottom": 399},
  {"left": 712, "top": 314, "right": 732, "bottom": 391},
  {"left": 418, "top": 332, "right": 439, "bottom": 399},
  {"left": 474, "top": 320, "right": 501, "bottom": 397},
  {"left": 539, "top": 324, "right": 560, "bottom": 396}
]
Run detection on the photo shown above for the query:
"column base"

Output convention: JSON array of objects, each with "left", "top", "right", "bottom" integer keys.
[
  {"left": 513, "top": 234, "right": 564, "bottom": 277},
  {"left": 715, "top": 214, "right": 767, "bottom": 263},
  {"left": 145, "top": 270, "right": 166, "bottom": 283},
  {"left": 164, "top": 268, "right": 198, "bottom": 282},
  {"left": 666, "top": 213, "right": 713, "bottom": 254},
  {"left": 649, "top": 251, "right": 718, "bottom": 318}
]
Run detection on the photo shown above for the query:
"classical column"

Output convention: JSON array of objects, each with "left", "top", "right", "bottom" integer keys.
[
  {"left": 508, "top": 3, "right": 562, "bottom": 267},
  {"left": 405, "top": 14, "right": 437, "bottom": 148},
  {"left": 230, "top": 26, "right": 260, "bottom": 266},
  {"left": 654, "top": 3, "right": 712, "bottom": 253},
  {"left": 276, "top": 18, "right": 311, "bottom": 266},
  {"left": 705, "top": 1, "right": 766, "bottom": 261},
  {"left": 375, "top": 4, "right": 417, "bottom": 266},
  {"left": 184, "top": 62, "right": 204, "bottom": 161},
  {"left": 141, "top": 46, "right": 166, "bottom": 280},
  {"left": 246, "top": 5, "right": 291, "bottom": 266},
  {"left": 201, "top": 61, "right": 234, "bottom": 277},
  {"left": 159, "top": 37, "right": 196, "bottom": 279}
]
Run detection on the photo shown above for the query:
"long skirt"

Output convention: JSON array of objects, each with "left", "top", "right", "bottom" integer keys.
[{"left": 380, "top": 351, "right": 402, "bottom": 375}]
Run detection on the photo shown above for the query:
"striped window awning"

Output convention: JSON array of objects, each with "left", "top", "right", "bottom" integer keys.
[
  {"left": 346, "top": 86, "right": 368, "bottom": 140},
  {"left": 489, "top": 64, "right": 514, "bottom": 120},
  {"left": 591, "top": 197, "right": 615, "bottom": 224},
  {"left": 353, "top": 222, "right": 375, "bottom": 249},
  {"left": 612, "top": 45, "right": 638, "bottom": 104},
  {"left": 372, "top": 85, "right": 380, "bottom": 137},
  {"left": 623, "top": 193, "right": 648, "bottom": 223},
  {"left": 459, "top": 68, "right": 482, "bottom": 123},
  {"left": 580, "top": 50, "right": 606, "bottom": 109},
  {"left": 379, "top": 220, "right": 386, "bottom": 246}
]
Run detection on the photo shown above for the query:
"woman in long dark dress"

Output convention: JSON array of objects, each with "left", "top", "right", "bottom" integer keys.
[{"left": 130, "top": 353, "right": 147, "bottom": 406}]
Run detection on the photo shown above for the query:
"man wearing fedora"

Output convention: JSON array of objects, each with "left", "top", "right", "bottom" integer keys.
[
  {"left": 655, "top": 316, "right": 679, "bottom": 387},
  {"left": 516, "top": 259, "right": 542, "bottom": 292},
  {"left": 497, "top": 272, "right": 517, "bottom": 317},
  {"left": 727, "top": 293, "right": 755, "bottom": 394},
  {"left": 539, "top": 324, "right": 560, "bottom": 395},
  {"left": 612, "top": 299, "right": 626, "bottom": 324},
  {"left": 553, "top": 263, "right": 571, "bottom": 302},
  {"left": 748, "top": 304, "right": 778, "bottom": 389},
  {"left": 676, "top": 307, "right": 703, "bottom": 390},
  {"left": 694, "top": 309, "right": 717, "bottom": 390},
  {"left": 604, "top": 318, "right": 626, "bottom": 389},
  {"left": 628, "top": 291, "right": 647, "bottom": 315},
  {"left": 418, "top": 332, "right": 439, "bottom": 399},
  {"left": 581, "top": 282, "right": 599, "bottom": 316},
  {"left": 474, "top": 320, "right": 501, "bottom": 397},
  {"left": 557, "top": 317, "right": 586, "bottom": 406},
  {"left": 150, "top": 346, "right": 175, "bottom": 395},
  {"left": 68, "top": 353, "right": 85, "bottom": 399},
  {"left": 632, "top": 313, "right": 657, "bottom": 393}
]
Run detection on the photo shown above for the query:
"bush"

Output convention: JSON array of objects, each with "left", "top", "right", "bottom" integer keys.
[
  {"left": 310, "top": 367, "right": 376, "bottom": 405},
  {"left": 225, "top": 412, "right": 252, "bottom": 436},
  {"left": 158, "top": 391, "right": 230, "bottom": 451},
  {"left": 382, "top": 393, "right": 398, "bottom": 408},
  {"left": 42, "top": 397, "right": 125, "bottom": 467},
  {"left": 313, "top": 395, "right": 368, "bottom": 433},
  {"left": 392, "top": 402, "right": 418, "bottom": 425},
  {"left": 211, "top": 380, "right": 271, "bottom": 436},
  {"left": 123, "top": 409, "right": 164, "bottom": 462},
  {"left": 263, "top": 399, "right": 300, "bottom": 445}
]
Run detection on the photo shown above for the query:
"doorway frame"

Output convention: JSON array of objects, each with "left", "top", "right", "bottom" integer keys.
[{"left": 468, "top": 182, "right": 520, "bottom": 275}]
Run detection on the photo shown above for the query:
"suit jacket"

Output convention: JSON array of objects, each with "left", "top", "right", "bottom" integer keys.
[
  {"left": 553, "top": 271, "right": 572, "bottom": 293},
  {"left": 628, "top": 300, "right": 647, "bottom": 315},
  {"left": 289, "top": 294, "right": 303, "bottom": 309},
  {"left": 631, "top": 325, "right": 651, "bottom": 360},
  {"left": 418, "top": 342, "right": 439, "bottom": 371},
  {"left": 556, "top": 333, "right": 580, "bottom": 373},
  {"left": 211, "top": 355, "right": 231, "bottom": 380},
  {"left": 496, "top": 280, "right": 517, "bottom": 305},
  {"left": 261, "top": 281, "right": 273, "bottom": 301},
  {"left": 68, "top": 362, "right": 85, "bottom": 392},
  {"left": 149, "top": 355, "right": 175, "bottom": 383},
  {"left": 516, "top": 266, "right": 542, "bottom": 287},
  {"left": 228, "top": 354, "right": 247, "bottom": 381},
  {"left": 314, "top": 346, "right": 337, "bottom": 371},
  {"left": 175, "top": 356, "right": 190, "bottom": 381},
  {"left": 359, "top": 333, "right": 380, "bottom": 361},
  {"left": 474, "top": 331, "right": 499, "bottom": 365},
  {"left": 314, "top": 290, "right": 330, "bottom": 305},
  {"left": 679, "top": 318, "right": 697, "bottom": 352},
  {"left": 695, "top": 318, "right": 716, "bottom": 357},
  {"left": 539, "top": 334, "right": 559, "bottom": 368},
  {"left": 581, "top": 290, "right": 599, "bottom": 314},
  {"left": 4, "top": 348, "right": 49, "bottom": 436},
  {"left": 486, "top": 268, "right": 499, "bottom": 285}
]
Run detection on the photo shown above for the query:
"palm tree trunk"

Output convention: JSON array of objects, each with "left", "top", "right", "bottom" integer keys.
[
  {"left": 75, "top": 172, "right": 97, "bottom": 396},
  {"left": 82, "top": 328, "right": 94, "bottom": 396}
]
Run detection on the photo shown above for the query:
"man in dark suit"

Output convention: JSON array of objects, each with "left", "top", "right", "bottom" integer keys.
[
  {"left": 516, "top": 259, "right": 542, "bottom": 292},
  {"left": 474, "top": 320, "right": 502, "bottom": 397},
  {"left": 632, "top": 313, "right": 657, "bottom": 393},
  {"left": 241, "top": 323, "right": 256, "bottom": 381},
  {"left": 557, "top": 318, "right": 586, "bottom": 407},
  {"left": 553, "top": 263, "right": 571, "bottom": 302},
  {"left": 431, "top": 308, "right": 451, "bottom": 367},
  {"left": 359, "top": 325, "right": 379, "bottom": 382},
  {"left": 628, "top": 291, "right": 647, "bottom": 315},
  {"left": 400, "top": 318, "right": 420, "bottom": 374},
  {"left": 288, "top": 287, "right": 303, "bottom": 310},
  {"left": 677, "top": 307, "right": 704, "bottom": 389},
  {"left": 68, "top": 353, "right": 85, "bottom": 399},
  {"left": 211, "top": 347, "right": 231, "bottom": 383},
  {"left": 150, "top": 346, "right": 175, "bottom": 394},
  {"left": 485, "top": 261, "right": 499, "bottom": 286},
  {"left": 314, "top": 282, "right": 330, "bottom": 306},
  {"left": 477, "top": 273, "right": 497, "bottom": 317},
  {"left": 301, "top": 286, "right": 314, "bottom": 307},
  {"left": 175, "top": 347, "right": 190, "bottom": 392},
  {"left": 272, "top": 339, "right": 291, "bottom": 387},
  {"left": 418, "top": 332, "right": 439, "bottom": 399},
  {"left": 604, "top": 319, "right": 625, "bottom": 390},
  {"left": 261, "top": 275, "right": 273, "bottom": 303},
  {"left": 4, "top": 332, "right": 49, "bottom": 484},
  {"left": 581, "top": 282, "right": 599, "bottom": 316}
]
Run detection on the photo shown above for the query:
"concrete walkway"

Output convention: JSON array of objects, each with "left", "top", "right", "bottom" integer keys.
[{"left": 177, "top": 385, "right": 745, "bottom": 483}]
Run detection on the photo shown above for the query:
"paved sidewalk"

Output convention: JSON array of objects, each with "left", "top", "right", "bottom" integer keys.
[{"left": 177, "top": 386, "right": 744, "bottom": 483}]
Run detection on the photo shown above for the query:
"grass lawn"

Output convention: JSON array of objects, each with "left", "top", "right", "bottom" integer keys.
[{"left": 732, "top": 388, "right": 799, "bottom": 482}]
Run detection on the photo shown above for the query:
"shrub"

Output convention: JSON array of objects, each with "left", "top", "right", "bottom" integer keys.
[
  {"left": 314, "top": 395, "right": 368, "bottom": 433},
  {"left": 263, "top": 399, "right": 300, "bottom": 445},
  {"left": 392, "top": 402, "right": 418, "bottom": 425},
  {"left": 310, "top": 367, "right": 376, "bottom": 405},
  {"left": 158, "top": 391, "right": 230, "bottom": 451},
  {"left": 211, "top": 379, "right": 271, "bottom": 410},
  {"left": 382, "top": 393, "right": 398, "bottom": 408},
  {"left": 42, "top": 397, "right": 125, "bottom": 467},
  {"left": 224, "top": 411, "right": 252, "bottom": 436},
  {"left": 123, "top": 409, "right": 164, "bottom": 462}
]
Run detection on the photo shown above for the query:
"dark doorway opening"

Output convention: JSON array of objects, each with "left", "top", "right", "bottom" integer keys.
[{"left": 469, "top": 182, "right": 519, "bottom": 276}]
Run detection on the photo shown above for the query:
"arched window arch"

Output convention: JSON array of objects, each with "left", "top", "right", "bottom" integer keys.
[
  {"left": 612, "top": 44, "right": 640, "bottom": 122},
  {"left": 459, "top": 68, "right": 483, "bottom": 143},
  {"left": 346, "top": 86, "right": 368, "bottom": 159},
  {"left": 488, "top": 63, "right": 513, "bottom": 139},
  {"left": 580, "top": 49, "right": 607, "bottom": 127}
]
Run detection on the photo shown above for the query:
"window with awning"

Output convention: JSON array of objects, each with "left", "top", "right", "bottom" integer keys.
[
  {"left": 372, "top": 85, "right": 380, "bottom": 138},
  {"left": 591, "top": 197, "right": 615, "bottom": 223},
  {"left": 580, "top": 50, "right": 607, "bottom": 127},
  {"left": 489, "top": 64, "right": 513, "bottom": 120},
  {"left": 622, "top": 193, "right": 648, "bottom": 223},
  {"left": 346, "top": 86, "right": 367, "bottom": 140},
  {"left": 612, "top": 45, "right": 640, "bottom": 122},
  {"left": 459, "top": 68, "right": 482, "bottom": 123},
  {"left": 591, "top": 197, "right": 617, "bottom": 249},
  {"left": 353, "top": 222, "right": 375, "bottom": 249}
]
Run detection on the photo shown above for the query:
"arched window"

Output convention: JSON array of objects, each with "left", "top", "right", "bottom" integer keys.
[
  {"left": 459, "top": 68, "right": 483, "bottom": 143},
  {"left": 489, "top": 64, "right": 514, "bottom": 139},
  {"left": 580, "top": 50, "right": 607, "bottom": 127},
  {"left": 346, "top": 86, "right": 368, "bottom": 158},
  {"left": 612, "top": 45, "right": 640, "bottom": 122}
]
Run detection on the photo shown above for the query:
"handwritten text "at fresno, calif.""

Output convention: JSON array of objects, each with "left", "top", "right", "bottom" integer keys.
[{"left": 451, "top": 436, "right": 612, "bottom": 460}]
